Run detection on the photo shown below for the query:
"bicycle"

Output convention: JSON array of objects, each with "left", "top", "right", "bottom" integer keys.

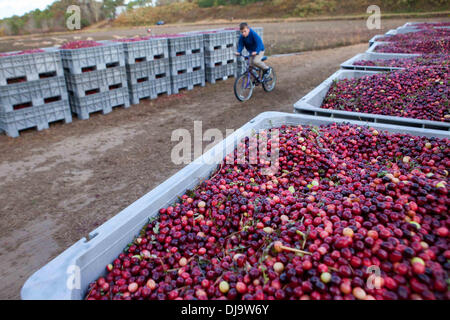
[{"left": 234, "top": 55, "right": 277, "bottom": 102}]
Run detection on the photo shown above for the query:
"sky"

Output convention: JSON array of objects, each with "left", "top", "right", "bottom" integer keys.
[
  {"left": 0, "top": 0, "right": 142, "bottom": 20},
  {"left": 0, "top": 0, "right": 54, "bottom": 19}
]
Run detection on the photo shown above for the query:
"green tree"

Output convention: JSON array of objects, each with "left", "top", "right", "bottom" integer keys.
[
  {"left": 128, "top": 0, "right": 154, "bottom": 8},
  {"left": 32, "top": 7, "right": 54, "bottom": 29},
  {"left": 7, "top": 16, "right": 26, "bottom": 35},
  {"left": 103, "top": 0, "right": 125, "bottom": 19},
  {"left": 197, "top": 0, "right": 264, "bottom": 8},
  {"left": 197, "top": 0, "right": 215, "bottom": 7}
]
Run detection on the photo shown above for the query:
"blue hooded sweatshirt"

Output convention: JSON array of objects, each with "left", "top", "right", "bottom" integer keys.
[{"left": 237, "top": 28, "right": 265, "bottom": 54}]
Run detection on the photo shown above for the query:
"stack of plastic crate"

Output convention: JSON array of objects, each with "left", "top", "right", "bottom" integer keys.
[
  {"left": 235, "top": 27, "right": 264, "bottom": 76},
  {"left": 0, "top": 48, "right": 72, "bottom": 138},
  {"left": 202, "top": 30, "right": 237, "bottom": 84},
  {"left": 117, "top": 37, "right": 172, "bottom": 105},
  {"left": 168, "top": 34, "right": 205, "bottom": 94},
  {"left": 60, "top": 41, "right": 130, "bottom": 120}
]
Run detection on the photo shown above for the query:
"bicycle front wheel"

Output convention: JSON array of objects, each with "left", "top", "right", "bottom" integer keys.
[{"left": 234, "top": 73, "right": 254, "bottom": 102}]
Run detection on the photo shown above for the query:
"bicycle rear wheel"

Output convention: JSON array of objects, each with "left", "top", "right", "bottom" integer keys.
[
  {"left": 263, "top": 68, "right": 276, "bottom": 92},
  {"left": 234, "top": 73, "right": 254, "bottom": 102}
]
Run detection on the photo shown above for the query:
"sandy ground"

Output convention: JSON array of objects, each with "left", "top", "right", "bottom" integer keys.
[
  {"left": 0, "top": 42, "right": 370, "bottom": 299},
  {"left": 1, "top": 17, "right": 447, "bottom": 54}
]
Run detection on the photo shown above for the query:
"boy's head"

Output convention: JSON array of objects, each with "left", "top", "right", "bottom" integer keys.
[{"left": 240, "top": 22, "right": 250, "bottom": 37}]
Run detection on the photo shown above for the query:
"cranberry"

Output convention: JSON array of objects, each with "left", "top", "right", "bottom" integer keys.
[{"left": 84, "top": 123, "right": 450, "bottom": 301}]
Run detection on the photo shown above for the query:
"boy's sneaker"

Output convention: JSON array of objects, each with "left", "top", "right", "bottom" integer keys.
[{"left": 263, "top": 67, "right": 272, "bottom": 80}]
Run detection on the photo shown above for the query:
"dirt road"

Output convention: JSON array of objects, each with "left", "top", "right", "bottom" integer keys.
[
  {"left": 0, "top": 42, "right": 371, "bottom": 299},
  {"left": 1, "top": 17, "right": 447, "bottom": 54}
]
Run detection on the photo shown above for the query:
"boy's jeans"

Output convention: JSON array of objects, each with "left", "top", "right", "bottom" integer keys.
[{"left": 250, "top": 51, "right": 268, "bottom": 71}]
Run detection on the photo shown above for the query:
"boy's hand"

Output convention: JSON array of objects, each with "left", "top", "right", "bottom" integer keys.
[
  {"left": 235, "top": 52, "right": 240, "bottom": 56},
  {"left": 252, "top": 51, "right": 257, "bottom": 56}
]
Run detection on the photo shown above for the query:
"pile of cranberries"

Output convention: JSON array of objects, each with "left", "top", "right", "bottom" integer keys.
[
  {"left": 322, "top": 65, "right": 449, "bottom": 122},
  {"left": 407, "top": 22, "right": 450, "bottom": 29},
  {"left": 353, "top": 54, "right": 449, "bottom": 69},
  {"left": 115, "top": 37, "right": 153, "bottom": 43},
  {"left": 86, "top": 123, "right": 449, "bottom": 300},
  {"left": 374, "top": 39, "right": 450, "bottom": 55},
  {"left": 150, "top": 33, "right": 184, "bottom": 39},
  {"left": 60, "top": 40, "right": 104, "bottom": 50},
  {"left": 373, "top": 26, "right": 449, "bottom": 55},
  {"left": 0, "top": 49, "right": 45, "bottom": 57},
  {"left": 377, "top": 29, "right": 450, "bottom": 43},
  {"left": 115, "top": 34, "right": 183, "bottom": 42}
]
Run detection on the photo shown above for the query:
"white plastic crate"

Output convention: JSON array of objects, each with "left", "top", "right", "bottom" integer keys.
[
  {"left": 169, "top": 53, "right": 205, "bottom": 76},
  {"left": 171, "top": 69, "right": 205, "bottom": 94},
  {"left": 0, "top": 99, "right": 72, "bottom": 138},
  {"left": 0, "top": 48, "right": 63, "bottom": 86},
  {"left": 65, "top": 66, "right": 128, "bottom": 98},
  {"left": 0, "top": 76, "right": 68, "bottom": 113},
  {"left": 203, "top": 30, "right": 237, "bottom": 51},
  {"left": 118, "top": 38, "right": 169, "bottom": 65},
  {"left": 168, "top": 34, "right": 204, "bottom": 58},
  {"left": 293, "top": 69, "right": 450, "bottom": 132},
  {"left": 340, "top": 52, "right": 421, "bottom": 71},
  {"left": 206, "top": 62, "right": 236, "bottom": 84},
  {"left": 128, "top": 77, "right": 171, "bottom": 105},
  {"left": 204, "top": 48, "right": 236, "bottom": 68},
  {"left": 21, "top": 111, "right": 448, "bottom": 299},
  {"left": 69, "top": 87, "right": 130, "bottom": 120},
  {"left": 126, "top": 58, "right": 170, "bottom": 85},
  {"left": 60, "top": 42, "right": 125, "bottom": 75}
]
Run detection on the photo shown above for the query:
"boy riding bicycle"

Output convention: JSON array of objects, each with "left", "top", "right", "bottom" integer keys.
[{"left": 235, "top": 22, "right": 272, "bottom": 80}]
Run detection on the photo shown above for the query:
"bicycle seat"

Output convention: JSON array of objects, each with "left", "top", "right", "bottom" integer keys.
[{"left": 261, "top": 56, "right": 268, "bottom": 61}]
